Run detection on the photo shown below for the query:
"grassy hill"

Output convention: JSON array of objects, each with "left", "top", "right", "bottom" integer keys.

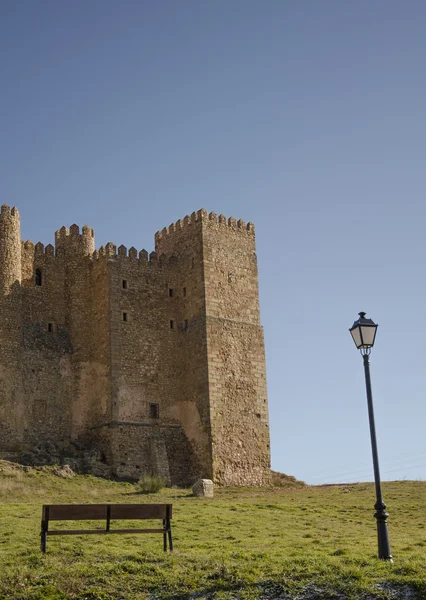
[{"left": 0, "top": 460, "right": 425, "bottom": 599}]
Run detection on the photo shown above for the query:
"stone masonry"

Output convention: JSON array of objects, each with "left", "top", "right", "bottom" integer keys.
[{"left": 0, "top": 206, "right": 271, "bottom": 486}]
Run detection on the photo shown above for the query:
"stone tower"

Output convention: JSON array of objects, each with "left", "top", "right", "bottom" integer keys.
[
  {"left": 0, "top": 205, "right": 23, "bottom": 448},
  {"left": 0, "top": 206, "right": 270, "bottom": 486},
  {"left": 155, "top": 210, "right": 270, "bottom": 485}
]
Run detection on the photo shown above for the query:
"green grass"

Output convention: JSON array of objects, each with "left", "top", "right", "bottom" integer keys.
[{"left": 0, "top": 461, "right": 425, "bottom": 599}]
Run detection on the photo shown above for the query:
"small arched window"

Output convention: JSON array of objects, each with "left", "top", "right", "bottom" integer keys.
[{"left": 35, "top": 269, "right": 42, "bottom": 286}]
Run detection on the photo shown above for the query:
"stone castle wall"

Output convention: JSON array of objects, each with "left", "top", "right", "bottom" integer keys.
[{"left": 0, "top": 205, "right": 271, "bottom": 486}]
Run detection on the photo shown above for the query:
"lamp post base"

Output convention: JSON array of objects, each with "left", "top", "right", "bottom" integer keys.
[{"left": 374, "top": 501, "right": 393, "bottom": 561}]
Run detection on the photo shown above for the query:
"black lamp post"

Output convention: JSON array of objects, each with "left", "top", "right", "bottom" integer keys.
[{"left": 349, "top": 312, "right": 392, "bottom": 561}]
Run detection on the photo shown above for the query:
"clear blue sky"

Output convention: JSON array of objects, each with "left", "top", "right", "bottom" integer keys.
[{"left": 1, "top": 1, "right": 425, "bottom": 485}]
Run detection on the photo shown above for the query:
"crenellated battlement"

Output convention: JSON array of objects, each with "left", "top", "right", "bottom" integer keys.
[
  {"left": 7, "top": 207, "right": 255, "bottom": 276},
  {"left": 207, "top": 211, "right": 255, "bottom": 233},
  {"left": 0, "top": 204, "right": 20, "bottom": 221},
  {"left": 0, "top": 204, "right": 22, "bottom": 290},
  {"left": 115, "top": 244, "right": 145, "bottom": 260},
  {"left": 56, "top": 226, "right": 69, "bottom": 240},
  {"left": 55, "top": 223, "right": 95, "bottom": 256},
  {"left": 22, "top": 240, "right": 57, "bottom": 262},
  {"left": 92, "top": 244, "right": 175, "bottom": 267},
  {"left": 154, "top": 208, "right": 207, "bottom": 244},
  {"left": 154, "top": 208, "right": 254, "bottom": 246},
  {"left": 55, "top": 224, "right": 94, "bottom": 242},
  {"left": 0, "top": 204, "right": 21, "bottom": 239},
  {"left": 36, "top": 242, "right": 54, "bottom": 257}
]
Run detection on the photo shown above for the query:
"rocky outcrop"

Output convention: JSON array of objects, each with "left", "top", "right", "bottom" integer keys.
[{"left": 4, "top": 440, "right": 111, "bottom": 477}]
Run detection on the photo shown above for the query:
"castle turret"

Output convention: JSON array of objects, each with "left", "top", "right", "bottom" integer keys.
[
  {"left": 0, "top": 204, "right": 24, "bottom": 450},
  {"left": 55, "top": 224, "right": 95, "bottom": 257},
  {"left": 0, "top": 204, "right": 21, "bottom": 291},
  {"left": 54, "top": 224, "right": 96, "bottom": 437}
]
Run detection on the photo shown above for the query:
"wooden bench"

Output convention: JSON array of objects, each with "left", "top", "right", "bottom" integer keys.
[{"left": 40, "top": 503, "right": 172, "bottom": 553}]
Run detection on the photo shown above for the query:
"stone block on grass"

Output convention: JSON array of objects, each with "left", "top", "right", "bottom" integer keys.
[{"left": 192, "top": 479, "right": 214, "bottom": 497}]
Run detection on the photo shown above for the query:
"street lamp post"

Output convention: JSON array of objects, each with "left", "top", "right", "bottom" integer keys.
[{"left": 349, "top": 312, "right": 392, "bottom": 561}]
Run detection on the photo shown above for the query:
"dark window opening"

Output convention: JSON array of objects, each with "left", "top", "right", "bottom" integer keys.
[
  {"left": 35, "top": 269, "right": 42, "bottom": 286},
  {"left": 122, "top": 279, "right": 128, "bottom": 290},
  {"left": 122, "top": 311, "right": 128, "bottom": 322},
  {"left": 169, "top": 288, "right": 174, "bottom": 297},
  {"left": 170, "top": 320, "right": 174, "bottom": 329},
  {"left": 191, "top": 257, "right": 195, "bottom": 269},
  {"left": 149, "top": 403, "right": 159, "bottom": 419},
  {"left": 184, "top": 319, "right": 188, "bottom": 330},
  {"left": 47, "top": 323, "right": 53, "bottom": 333},
  {"left": 183, "top": 287, "right": 187, "bottom": 297}
]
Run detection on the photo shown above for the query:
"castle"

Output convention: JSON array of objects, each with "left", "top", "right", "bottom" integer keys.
[{"left": 0, "top": 205, "right": 270, "bottom": 486}]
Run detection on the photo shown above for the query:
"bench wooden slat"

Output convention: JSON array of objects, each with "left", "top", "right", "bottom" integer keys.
[
  {"left": 44, "top": 505, "right": 107, "bottom": 520},
  {"left": 109, "top": 504, "right": 171, "bottom": 520},
  {"left": 102, "top": 528, "right": 166, "bottom": 534},
  {"left": 43, "top": 504, "right": 172, "bottom": 521},
  {"left": 47, "top": 528, "right": 166, "bottom": 535},
  {"left": 47, "top": 529, "right": 109, "bottom": 535}
]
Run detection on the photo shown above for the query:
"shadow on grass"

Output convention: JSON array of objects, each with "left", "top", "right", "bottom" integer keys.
[
  {"left": 159, "top": 581, "right": 271, "bottom": 600},
  {"left": 156, "top": 580, "right": 352, "bottom": 600}
]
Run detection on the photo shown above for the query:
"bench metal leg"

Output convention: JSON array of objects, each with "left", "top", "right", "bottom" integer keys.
[
  {"left": 41, "top": 508, "right": 49, "bottom": 553},
  {"left": 41, "top": 530, "right": 47, "bottom": 553},
  {"left": 163, "top": 519, "right": 167, "bottom": 551},
  {"left": 167, "top": 519, "right": 173, "bottom": 552}
]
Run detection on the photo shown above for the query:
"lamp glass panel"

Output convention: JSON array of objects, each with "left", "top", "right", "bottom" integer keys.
[
  {"left": 350, "top": 327, "right": 362, "bottom": 348},
  {"left": 360, "top": 325, "right": 376, "bottom": 347}
]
